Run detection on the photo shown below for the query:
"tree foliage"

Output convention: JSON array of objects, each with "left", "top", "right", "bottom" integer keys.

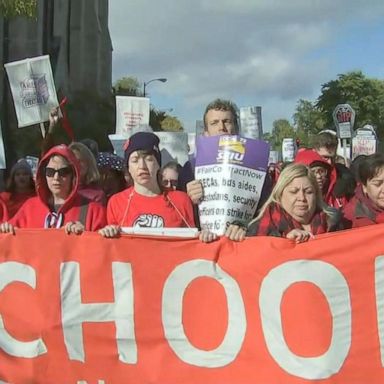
[
  {"left": 160, "top": 116, "right": 183, "bottom": 132},
  {"left": 316, "top": 71, "right": 384, "bottom": 138},
  {"left": 113, "top": 77, "right": 142, "bottom": 97},
  {"left": 0, "top": 0, "right": 37, "bottom": 18},
  {"left": 270, "top": 119, "right": 295, "bottom": 150},
  {"left": 293, "top": 99, "right": 326, "bottom": 147}
]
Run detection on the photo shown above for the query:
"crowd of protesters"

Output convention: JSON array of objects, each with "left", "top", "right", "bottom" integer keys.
[{"left": 0, "top": 98, "right": 383, "bottom": 244}]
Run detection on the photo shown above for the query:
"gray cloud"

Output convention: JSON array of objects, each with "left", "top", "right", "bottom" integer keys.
[{"left": 108, "top": 0, "right": 384, "bottom": 130}]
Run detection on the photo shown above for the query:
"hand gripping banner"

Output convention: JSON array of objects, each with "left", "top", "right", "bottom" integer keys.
[{"left": 0, "top": 225, "right": 384, "bottom": 383}]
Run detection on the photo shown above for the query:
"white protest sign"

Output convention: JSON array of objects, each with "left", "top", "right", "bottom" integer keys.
[
  {"left": 352, "top": 127, "right": 377, "bottom": 158},
  {"left": 240, "top": 106, "right": 263, "bottom": 139},
  {"left": 269, "top": 150, "right": 279, "bottom": 164},
  {"left": 25, "top": 156, "right": 39, "bottom": 180},
  {"left": 352, "top": 136, "right": 376, "bottom": 158},
  {"left": 115, "top": 96, "right": 150, "bottom": 138},
  {"left": 282, "top": 138, "right": 296, "bottom": 162},
  {"left": 0, "top": 120, "right": 6, "bottom": 169},
  {"left": 155, "top": 132, "right": 189, "bottom": 166},
  {"left": 195, "top": 135, "right": 269, "bottom": 235},
  {"left": 5, "top": 55, "right": 59, "bottom": 128}
]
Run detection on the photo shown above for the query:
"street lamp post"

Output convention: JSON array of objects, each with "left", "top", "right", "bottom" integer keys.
[{"left": 143, "top": 78, "right": 167, "bottom": 97}]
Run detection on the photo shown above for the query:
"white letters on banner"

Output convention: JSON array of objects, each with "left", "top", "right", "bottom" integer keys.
[
  {"left": 4, "top": 55, "right": 59, "bottom": 128},
  {"left": 115, "top": 96, "right": 150, "bottom": 138},
  {"left": 60, "top": 262, "right": 137, "bottom": 363},
  {"left": 0, "top": 262, "right": 47, "bottom": 358},
  {"left": 3, "top": 257, "right": 376, "bottom": 378},
  {"left": 162, "top": 260, "right": 246, "bottom": 368},
  {"left": 259, "top": 260, "right": 351, "bottom": 380}
]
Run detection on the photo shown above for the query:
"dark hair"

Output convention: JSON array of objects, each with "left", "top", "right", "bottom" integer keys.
[
  {"left": 359, "top": 153, "right": 384, "bottom": 185},
  {"left": 161, "top": 161, "right": 182, "bottom": 174},
  {"left": 203, "top": 98, "right": 239, "bottom": 133},
  {"left": 333, "top": 164, "right": 356, "bottom": 200},
  {"left": 311, "top": 131, "right": 338, "bottom": 150},
  {"left": 350, "top": 154, "right": 368, "bottom": 183}
]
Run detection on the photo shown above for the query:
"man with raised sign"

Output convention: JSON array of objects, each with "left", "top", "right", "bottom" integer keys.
[
  {"left": 184, "top": 99, "right": 239, "bottom": 203},
  {"left": 180, "top": 99, "right": 270, "bottom": 240}
]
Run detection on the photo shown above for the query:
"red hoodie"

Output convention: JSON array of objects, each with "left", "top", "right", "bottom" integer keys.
[
  {"left": 294, "top": 149, "right": 345, "bottom": 208},
  {"left": 10, "top": 145, "right": 106, "bottom": 231},
  {"left": 0, "top": 196, "right": 8, "bottom": 222}
]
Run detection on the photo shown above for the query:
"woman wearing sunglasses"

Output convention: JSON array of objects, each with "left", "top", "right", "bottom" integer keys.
[
  {"left": 0, "top": 145, "right": 106, "bottom": 234},
  {"left": 161, "top": 161, "right": 181, "bottom": 191}
]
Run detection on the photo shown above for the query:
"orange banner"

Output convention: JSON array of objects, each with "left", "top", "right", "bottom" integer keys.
[{"left": 0, "top": 226, "right": 384, "bottom": 383}]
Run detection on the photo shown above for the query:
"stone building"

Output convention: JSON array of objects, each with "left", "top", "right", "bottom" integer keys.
[{"left": 0, "top": 0, "right": 113, "bottom": 177}]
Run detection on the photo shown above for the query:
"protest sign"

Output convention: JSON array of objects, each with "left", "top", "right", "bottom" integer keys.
[
  {"left": 269, "top": 150, "right": 279, "bottom": 164},
  {"left": 4, "top": 55, "right": 59, "bottom": 128},
  {"left": 352, "top": 125, "right": 377, "bottom": 158},
  {"left": 0, "top": 121, "right": 6, "bottom": 169},
  {"left": 352, "top": 136, "right": 376, "bottom": 158},
  {"left": 156, "top": 132, "right": 189, "bottom": 166},
  {"left": 333, "top": 104, "right": 355, "bottom": 139},
  {"left": 115, "top": 96, "right": 150, "bottom": 138},
  {"left": 195, "top": 135, "right": 269, "bottom": 234},
  {"left": 187, "top": 133, "right": 196, "bottom": 155},
  {"left": 1, "top": 226, "right": 384, "bottom": 383},
  {"left": 108, "top": 134, "right": 126, "bottom": 158},
  {"left": 282, "top": 138, "right": 296, "bottom": 162},
  {"left": 239, "top": 106, "right": 263, "bottom": 139},
  {"left": 25, "top": 156, "right": 39, "bottom": 180}
]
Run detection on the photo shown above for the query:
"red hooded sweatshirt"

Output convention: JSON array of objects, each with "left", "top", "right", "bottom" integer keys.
[
  {"left": 0, "top": 196, "right": 8, "bottom": 222},
  {"left": 10, "top": 145, "right": 106, "bottom": 231},
  {"left": 294, "top": 149, "right": 345, "bottom": 208}
]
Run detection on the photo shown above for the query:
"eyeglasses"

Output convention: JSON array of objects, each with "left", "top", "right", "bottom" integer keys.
[
  {"left": 45, "top": 166, "right": 73, "bottom": 178},
  {"left": 162, "top": 179, "right": 178, "bottom": 188}
]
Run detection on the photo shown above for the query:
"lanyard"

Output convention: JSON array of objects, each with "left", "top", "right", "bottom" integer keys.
[{"left": 44, "top": 212, "right": 64, "bottom": 228}]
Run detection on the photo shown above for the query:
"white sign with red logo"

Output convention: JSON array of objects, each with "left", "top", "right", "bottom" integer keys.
[
  {"left": 115, "top": 96, "right": 150, "bottom": 138},
  {"left": 332, "top": 104, "right": 355, "bottom": 139},
  {"left": 352, "top": 127, "right": 377, "bottom": 158}
]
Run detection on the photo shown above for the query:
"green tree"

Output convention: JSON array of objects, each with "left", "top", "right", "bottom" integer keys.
[
  {"left": 270, "top": 119, "right": 295, "bottom": 150},
  {"left": 113, "top": 77, "right": 142, "bottom": 97},
  {"left": 160, "top": 116, "right": 183, "bottom": 132},
  {"left": 293, "top": 99, "right": 326, "bottom": 147},
  {"left": 0, "top": 0, "right": 37, "bottom": 18},
  {"left": 316, "top": 71, "right": 384, "bottom": 138}
]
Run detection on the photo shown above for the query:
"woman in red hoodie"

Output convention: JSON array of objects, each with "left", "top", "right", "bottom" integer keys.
[
  {"left": 0, "top": 196, "right": 8, "bottom": 222},
  {"left": 0, "top": 159, "right": 36, "bottom": 218},
  {"left": 294, "top": 149, "right": 348, "bottom": 208},
  {"left": 0, "top": 145, "right": 106, "bottom": 234}
]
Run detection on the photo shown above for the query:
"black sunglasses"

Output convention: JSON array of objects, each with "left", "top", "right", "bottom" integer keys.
[
  {"left": 162, "top": 179, "right": 178, "bottom": 188},
  {"left": 45, "top": 166, "right": 73, "bottom": 178}
]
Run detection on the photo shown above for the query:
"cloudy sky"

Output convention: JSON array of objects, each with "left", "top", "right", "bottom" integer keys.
[{"left": 109, "top": 0, "right": 384, "bottom": 133}]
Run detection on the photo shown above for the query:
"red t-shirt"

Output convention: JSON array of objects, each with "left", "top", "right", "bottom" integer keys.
[{"left": 107, "top": 187, "right": 195, "bottom": 228}]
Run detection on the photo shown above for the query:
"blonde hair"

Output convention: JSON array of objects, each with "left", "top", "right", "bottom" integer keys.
[
  {"left": 250, "top": 163, "right": 326, "bottom": 226},
  {"left": 69, "top": 142, "right": 100, "bottom": 185}
]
